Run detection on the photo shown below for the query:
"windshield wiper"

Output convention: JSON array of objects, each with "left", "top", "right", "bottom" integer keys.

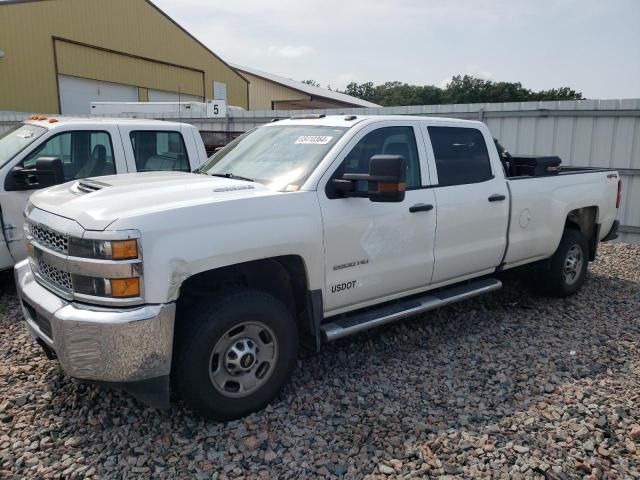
[{"left": 208, "top": 172, "right": 255, "bottom": 182}]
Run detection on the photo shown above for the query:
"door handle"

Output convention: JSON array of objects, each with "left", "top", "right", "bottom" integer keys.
[
  {"left": 488, "top": 194, "right": 506, "bottom": 202},
  {"left": 409, "top": 203, "right": 434, "bottom": 213}
]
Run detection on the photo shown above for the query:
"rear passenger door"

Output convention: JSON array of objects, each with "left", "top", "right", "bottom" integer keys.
[{"left": 422, "top": 124, "right": 509, "bottom": 284}]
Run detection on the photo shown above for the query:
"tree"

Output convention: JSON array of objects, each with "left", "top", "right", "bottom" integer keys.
[
  {"left": 344, "top": 81, "right": 376, "bottom": 101},
  {"left": 341, "top": 75, "right": 583, "bottom": 106},
  {"left": 301, "top": 80, "right": 320, "bottom": 87}
]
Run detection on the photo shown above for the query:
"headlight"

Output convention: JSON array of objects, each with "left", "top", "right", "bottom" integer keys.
[
  {"left": 69, "top": 234, "right": 142, "bottom": 302},
  {"left": 73, "top": 275, "right": 141, "bottom": 298},
  {"left": 69, "top": 238, "right": 138, "bottom": 260},
  {"left": 24, "top": 221, "right": 143, "bottom": 305}
]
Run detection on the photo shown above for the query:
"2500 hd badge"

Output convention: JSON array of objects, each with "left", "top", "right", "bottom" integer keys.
[{"left": 331, "top": 280, "right": 357, "bottom": 293}]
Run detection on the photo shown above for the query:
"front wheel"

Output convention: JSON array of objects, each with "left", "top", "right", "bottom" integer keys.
[
  {"left": 537, "top": 228, "right": 589, "bottom": 297},
  {"left": 173, "top": 289, "right": 298, "bottom": 420}
]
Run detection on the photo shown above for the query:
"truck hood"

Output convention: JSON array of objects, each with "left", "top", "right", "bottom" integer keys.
[{"left": 30, "top": 172, "right": 278, "bottom": 230}]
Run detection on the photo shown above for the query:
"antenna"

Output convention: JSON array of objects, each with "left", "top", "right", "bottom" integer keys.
[{"left": 178, "top": 86, "right": 183, "bottom": 147}]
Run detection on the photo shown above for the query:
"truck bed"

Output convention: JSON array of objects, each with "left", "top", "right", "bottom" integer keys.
[
  {"left": 503, "top": 167, "right": 619, "bottom": 268},
  {"left": 508, "top": 165, "right": 618, "bottom": 180}
]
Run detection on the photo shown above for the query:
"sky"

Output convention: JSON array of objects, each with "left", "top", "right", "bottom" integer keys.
[{"left": 153, "top": 0, "right": 640, "bottom": 99}]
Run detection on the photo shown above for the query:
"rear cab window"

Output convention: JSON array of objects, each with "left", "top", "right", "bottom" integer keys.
[
  {"left": 129, "top": 131, "right": 190, "bottom": 172},
  {"left": 428, "top": 126, "right": 493, "bottom": 187}
]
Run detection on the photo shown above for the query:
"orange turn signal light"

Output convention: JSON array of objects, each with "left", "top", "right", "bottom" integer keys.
[
  {"left": 48, "top": 118, "right": 59, "bottom": 123},
  {"left": 111, "top": 239, "right": 138, "bottom": 260},
  {"left": 377, "top": 182, "right": 406, "bottom": 193},
  {"left": 37, "top": 115, "right": 47, "bottom": 121},
  {"left": 30, "top": 115, "right": 39, "bottom": 120},
  {"left": 110, "top": 277, "right": 140, "bottom": 298}
]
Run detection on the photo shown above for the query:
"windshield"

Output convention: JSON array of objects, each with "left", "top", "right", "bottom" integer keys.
[
  {"left": 0, "top": 124, "right": 47, "bottom": 169},
  {"left": 201, "top": 125, "right": 348, "bottom": 191}
]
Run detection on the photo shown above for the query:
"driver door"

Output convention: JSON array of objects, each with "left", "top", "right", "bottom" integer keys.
[{"left": 318, "top": 121, "right": 437, "bottom": 316}]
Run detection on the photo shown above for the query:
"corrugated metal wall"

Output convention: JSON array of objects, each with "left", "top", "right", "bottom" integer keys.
[
  {"left": 55, "top": 40, "right": 204, "bottom": 98},
  {"left": 2, "top": 99, "right": 639, "bottom": 241},
  {"left": 478, "top": 100, "right": 640, "bottom": 243},
  {"left": 240, "top": 72, "right": 309, "bottom": 110}
]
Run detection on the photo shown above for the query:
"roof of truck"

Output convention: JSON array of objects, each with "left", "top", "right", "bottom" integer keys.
[
  {"left": 264, "top": 114, "right": 484, "bottom": 128},
  {"left": 23, "top": 116, "right": 192, "bottom": 130}
]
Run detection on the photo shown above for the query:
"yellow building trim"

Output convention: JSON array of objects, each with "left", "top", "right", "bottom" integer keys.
[{"left": 138, "top": 88, "right": 149, "bottom": 102}]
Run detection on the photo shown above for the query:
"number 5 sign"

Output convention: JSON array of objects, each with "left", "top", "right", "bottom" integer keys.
[{"left": 206, "top": 100, "right": 227, "bottom": 118}]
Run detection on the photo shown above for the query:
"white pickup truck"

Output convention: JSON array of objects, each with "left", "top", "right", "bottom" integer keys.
[
  {"left": 15, "top": 114, "right": 621, "bottom": 420},
  {"left": 0, "top": 116, "right": 208, "bottom": 271}
]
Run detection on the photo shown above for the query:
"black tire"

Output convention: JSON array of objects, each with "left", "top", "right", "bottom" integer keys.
[
  {"left": 536, "top": 228, "right": 589, "bottom": 298},
  {"left": 173, "top": 288, "right": 298, "bottom": 420}
]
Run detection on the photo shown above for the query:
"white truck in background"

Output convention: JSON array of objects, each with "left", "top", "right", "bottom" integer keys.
[
  {"left": 15, "top": 114, "right": 620, "bottom": 420},
  {"left": 89, "top": 100, "right": 231, "bottom": 118},
  {"left": 0, "top": 116, "right": 208, "bottom": 270}
]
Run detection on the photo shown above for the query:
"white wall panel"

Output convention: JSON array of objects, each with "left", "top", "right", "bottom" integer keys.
[{"left": 58, "top": 75, "right": 138, "bottom": 114}]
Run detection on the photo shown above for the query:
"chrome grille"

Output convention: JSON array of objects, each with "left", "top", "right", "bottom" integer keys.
[
  {"left": 30, "top": 224, "right": 68, "bottom": 254},
  {"left": 35, "top": 258, "right": 72, "bottom": 292}
]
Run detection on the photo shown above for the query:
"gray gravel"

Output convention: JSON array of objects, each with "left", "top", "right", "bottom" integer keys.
[{"left": 1, "top": 243, "right": 639, "bottom": 479}]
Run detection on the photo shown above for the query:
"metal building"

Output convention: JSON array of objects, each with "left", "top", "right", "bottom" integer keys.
[
  {"left": 0, "top": 0, "right": 249, "bottom": 114},
  {"left": 231, "top": 64, "right": 379, "bottom": 110}
]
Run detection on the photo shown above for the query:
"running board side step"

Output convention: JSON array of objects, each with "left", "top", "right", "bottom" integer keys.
[{"left": 321, "top": 278, "right": 502, "bottom": 342}]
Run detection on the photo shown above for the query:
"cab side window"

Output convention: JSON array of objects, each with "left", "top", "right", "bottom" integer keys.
[
  {"left": 428, "top": 126, "right": 493, "bottom": 186},
  {"left": 21, "top": 131, "right": 115, "bottom": 181},
  {"left": 339, "top": 126, "right": 422, "bottom": 189},
  {"left": 129, "top": 131, "right": 189, "bottom": 172}
]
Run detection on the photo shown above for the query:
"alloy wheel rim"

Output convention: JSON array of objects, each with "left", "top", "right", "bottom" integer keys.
[
  {"left": 563, "top": 244, "right": 583, "bottom": 285},
  {"left": 209, "top": 321, "right": 279, "bottom": 398}
]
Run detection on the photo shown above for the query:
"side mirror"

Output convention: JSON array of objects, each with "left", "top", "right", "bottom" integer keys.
[
  {"left": 10, "top": 165, "right": 37, "bottom": 187},
  {"left": 35, "top": 157, "right": 65, "bottom": 188},
  {"left": 331, "top": 154, "right": 406, "bottom": 203}
]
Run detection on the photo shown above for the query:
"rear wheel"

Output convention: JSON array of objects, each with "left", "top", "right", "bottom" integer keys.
[
  {"left": 173, "top": 289, "right": 298, "bottom": 420},
  {"left": 537, "top": 228, "right": 589, "bottom": 297}
]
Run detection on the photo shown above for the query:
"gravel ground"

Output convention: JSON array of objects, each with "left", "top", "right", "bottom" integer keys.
[{"left": 1, "top": 243, "right": 639, "bottom": 479}]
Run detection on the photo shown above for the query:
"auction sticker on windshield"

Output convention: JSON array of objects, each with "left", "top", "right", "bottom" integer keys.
[{"left": 295, "top": 135, "right": 333, "bottom": 145}]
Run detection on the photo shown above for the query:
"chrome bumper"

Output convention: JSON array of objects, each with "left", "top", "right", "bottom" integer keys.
[{"left": 14, "top": 259, "right": 175, "bottom": 383}]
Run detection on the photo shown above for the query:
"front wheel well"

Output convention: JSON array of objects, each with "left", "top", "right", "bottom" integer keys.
[{"left": 177, "top": 256, "right": 318, "bottom": 349}]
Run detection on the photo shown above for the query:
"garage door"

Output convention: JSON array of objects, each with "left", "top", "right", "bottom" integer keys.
[
  {"left": 58, "top": 75, "right": 138, "bottom": 114},
  {"left": 148, "top": 89, "right": 202, "bottom": 102}
]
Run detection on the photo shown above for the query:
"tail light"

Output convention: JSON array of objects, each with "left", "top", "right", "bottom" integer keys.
[{"left": 616, "top": 179, "right": 622, "bottom": 209}]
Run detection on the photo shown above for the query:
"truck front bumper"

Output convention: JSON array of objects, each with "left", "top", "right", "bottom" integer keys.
[{"left": 14, "top": 260, "right": 175, "bottom": 407}]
